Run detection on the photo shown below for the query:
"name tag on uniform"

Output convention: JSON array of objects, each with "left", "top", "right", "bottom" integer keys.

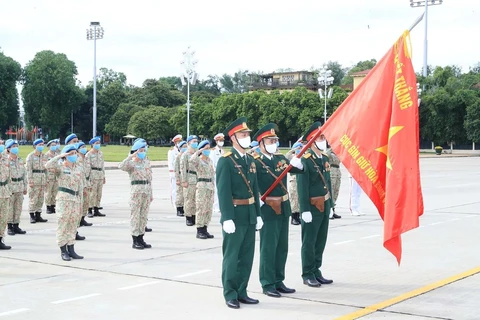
[{"left": 63, "top": 170, "right": 71, "bottom": 174}]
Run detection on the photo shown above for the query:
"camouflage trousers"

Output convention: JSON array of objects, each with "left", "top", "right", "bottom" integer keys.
[
  {"left": 28, "top": 185, "right": 45, "bottom": 213},
  {"left": 195, "top": 188, "right": 213, "bottom": 227},
  {"left": 8, "top": 192, "right": 24, "bottom": 224},
  {"left": 45, "top": 180, "right": 58, "bottom": 205},
  {"left": 130, "top": 193, "right": 150, "bottom": 236},
  {"left": 56, "top": 200, "right": 80, "bottom": 247},
  {"left": 82, "top": 187, "right": 91, "bottom": 217},
  {"left": 330, "top": 169, "right": 341, "bottom": 207},
  {"left": 175, "top": 183, "right": 184, "bottom": 207},
  {"left": 0, "top": 198, "right": 9, "bottom": 237},
  {"left": 89, "top": 179, "right": 103, "bottom": 208},
  {"left": 288, "top": 175, "right": 299, "bottom": 213},
  {"left": 183, "top": 184, "right": 196, "bottom": 218}
]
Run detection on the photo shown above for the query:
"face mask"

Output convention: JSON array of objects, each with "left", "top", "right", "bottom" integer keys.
[
  {"left": 181, "top": 147, "right": 187, "bottom": 153},
  {"left": 36, "top": 146, "right": 44, "bottom": 152},
  {"left": 67, "top": 155, "right": 77, "bottom": 163},
  {"left": 265, "top": 143, "right": 277, "bottom": 154},
  {"left": 94, "top": 144, "right": 101, "bottom": 150},
  {"left": 50, "top": 146, "right": 57, "bottom": 152},
  {"left": 190, "top": 142, "right": 198, "bottom": 149},
  {"left": 0, "top": 145, "right": 4, "bottom": 153},
  {"left": 276, "top": 141, "right": 280, "bottom": 147},
  {"left": 295, "top": 149, "right": 301, "bottom": 155},
  {"left": 145, "top": 145, "right": 149, "bottom": 151},
  {"left": 10, "top": 147, "right": 19, "bottom": 155},
  {"left": 79, "top": 147, "right": 87, "bottom": 155},
  {"left": 217, "top": 141, "right": 224, "bottom": 147},
  {"left": 236, "top": 136, "right": 251, "bottom": 149},
  {"left": 202, "top": 150, "right": 211, "bottom": 157},
  {"left": 137, "top": 152, "right": 146, "bottom": 160},
  {"left": 316, "top": 140, "right": 327, "bottom": 151}
]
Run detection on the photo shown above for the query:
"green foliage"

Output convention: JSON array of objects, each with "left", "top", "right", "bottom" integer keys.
[
  {"left": 0, "top": 51, "right": 22, "bottom": 133},
  {"left": 128, "top": 106, "right": 174, "bottom": 141},
  {"left": 343, "top": 59, "right": 377, "bottom": 85},
  {"left": 105, "top": 103, "right": 144, "bottom": 138}
]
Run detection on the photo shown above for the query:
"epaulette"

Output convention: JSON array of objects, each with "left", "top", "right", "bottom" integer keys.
[
  {"left": 253, "top": 154, "right": 260, "bottom": 159},
  {"left": 274, "top": 152, "right": 283, "bottom": 156},
  {"left": 222, "top": 152, "right": 232, "bottom": 157},
  {"left": 303, "top": 153, "right": 312, "bottom": 159},
  {"left": 321, "top": 152, "right": 329, "bottom": 158}
]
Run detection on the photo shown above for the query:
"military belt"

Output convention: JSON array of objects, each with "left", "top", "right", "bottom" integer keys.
[
  {"left": 330, "top": 164, "right": 339, "bottom": 168},
  {"left": 12, "top": 177, "right": 23, "bottom": 182},
  {"left": 0, "top": 180, "right": 8, "bottom": 186},
  {"left": 198, "top": 178, "right": 212, "bottom": 182},
  {"left": 187, "top": 170, "right": 197, "bottom": 175},
  {"left": 91, "top": 167, "right": 102, "bottom": 171},
  {"left": 58, "top": 187, "right": 79, "bottom": 196},
  {"left": 33, "top": 169, "right": 46, "bottom": 173},
  {"left": 131, "top": 180, "right": 149, "bottom": 185},
  {"left": 232, "top": 197, "right": 255, "bottom": 205},
  {"left": 265, "top": 194, "right": 289, "bottom": 202}
]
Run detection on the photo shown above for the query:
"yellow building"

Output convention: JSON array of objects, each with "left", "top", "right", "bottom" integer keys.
[
  {"left": 248, "top": 70, "right": 317, "bottom": 92},
  {"left": 351, "top": 69, "right": 371, "bottom": 90}
]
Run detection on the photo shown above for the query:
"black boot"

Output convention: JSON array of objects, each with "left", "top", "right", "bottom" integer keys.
[
  {"left": 93, "top": 207, "right": 106, "bottom": 217},
  {"left": 196, "top": 227, "right": 208, "bottom": 239},
  {"left": 98, "top": 206, "right": 103, "bottom": 210},
  {"left": 87, "top": 208, "right": 94, "bottom": 218},
  {"left": 60, "top": 245, "right": 71, "bottom": 261},
  {"left": 192, "top": 215, "right": 196, "bottom": 225},
  {"left": 52, "top": 205, "right": 56, "bottom": 213},
  {"left": 138, "top": 234, "right": 152, "bottom": 248},
  {"left": 7, "top": 223, "right": 15, "bottom": 236},
  {"left": 80, "top": 216, "right": 92, "bottom": 227},
  {"left": 0, "top": 237, "right": 11, "bottom": 250},
  {"left": 35, "top": 212, "right": 48, "bottom": 223},
  {"left": 29, "top": 212, "right": 36, "bottom": 224},
  {"left": 332, "top": 208, "right": 342, "bottom": 219},
  {"left": 145, "top": 226, "right": 152, "bottom": 232},
  {"left": 204, "top": 226, "right": 214, "bottom": 239},
  {"left": 186, "top": 216, "right": 194, "bottom": 226},
  {"left": 176, "top": 207, "right": 184, "bottom": 217},
  {"left": 132, "top": 235, "right": 144, "bottom": 250},
  {"left": 75, "top": 232, "right": 85, "bottom": 240},
  {"left": 46, "top": 205, "right": 53, "bottom": 214},
  {"left": 13, "top": 224, "right": 26, "bottom": 234},
  {"left": 67, "top": 244, "right": 84, "bottom": 259},
  {"left": 291, "top": 212, "right": 300, "bottom": 225}
]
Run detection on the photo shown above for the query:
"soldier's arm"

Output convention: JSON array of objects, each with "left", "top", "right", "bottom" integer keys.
[
  {"left": 22, "top": 165, "right": 27, "bottom": 191},
  {"left": 179, "top": 154, "right": 188, "bottom": 184},
  {"left": 281, "top": 154, "right": 304, "bottom": 174},
  {"left": 252, "top": 163, "right": 261, "bottom": 217},
  {"left": 216, "top": 157, "right": 235, "bottom": 221},
  {"left": 118, "top": 155, "right": 134, "bottom": 172},
  {"left": 285, "top": 149, "right": 295, "bottom": 160},
  {"left": 324, "top": 158, "right": 334, "bottom": 207},
  {"left": 45, "top": 154, "right": 63, "bottom": 172},
  {"left": 296, "top": 157, "right": 311, "bottom": 213},
  {"left": 26, "top": 154, "right": 33, "bottom": 182}
]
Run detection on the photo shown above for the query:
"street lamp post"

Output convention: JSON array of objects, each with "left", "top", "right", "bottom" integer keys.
[
  {"left": 86, "top": 22, "right": 104, "bottom": 138},
  {"left": 180, "top": 47, "right": 198, "bottom": 137},
  {"left": 318, "top": 68, "right": 334, "bottom": 124}
]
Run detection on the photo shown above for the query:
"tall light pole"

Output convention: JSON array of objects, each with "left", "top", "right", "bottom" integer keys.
[
  {"left": 410, "top": 0, "right": 443, "bottom": 88},
  {"left": 86, "top": 22, "right": 104, "bottom": 138},
  {"left": 318, "top": 67, "right": 334, "bottom": 124},
  {"left": 180, "top": 47, "right": 198, "bottom": 137}
]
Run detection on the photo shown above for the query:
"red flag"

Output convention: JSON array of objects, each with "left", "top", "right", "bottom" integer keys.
[{"left": 322, "top": 31, "right": 424, "bottom": 264}]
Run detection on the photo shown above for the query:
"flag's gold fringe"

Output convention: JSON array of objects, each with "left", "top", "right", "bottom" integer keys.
[{"left": 402, "top": 30, "right": 412, "bottom": 59}]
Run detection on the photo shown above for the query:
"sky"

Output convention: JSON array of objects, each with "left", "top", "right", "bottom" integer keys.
[{"left": 0, "top": 0, "right": 479, "bottom": 88}]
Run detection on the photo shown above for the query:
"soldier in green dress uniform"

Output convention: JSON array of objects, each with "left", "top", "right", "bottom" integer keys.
[
  {"left": 252, "top": 124, "right": 304, "bottom": 298},
  {"left": 217, "top": 117, "right": 263, "bottom": 309},
  {"left": 297, "top": 122, "right": 334, "bottom": 287}
]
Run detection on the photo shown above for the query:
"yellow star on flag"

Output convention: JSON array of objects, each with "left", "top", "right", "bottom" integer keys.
[{"left": 375, "top": 126, "right": 404, "bottom": 170}]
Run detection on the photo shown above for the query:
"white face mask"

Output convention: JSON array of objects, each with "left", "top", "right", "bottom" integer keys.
[
  {"left": 236, "top": 136, "right": 251, "bottom": 149},
  {"left": 217, "top": 141, "right": 224, "bottom": 147},
  {"left": 316, "top": 140, "right": 327, "bottom": 151},
  {"left": 265, "top": 143, "right": 277, "bottom": 154}
]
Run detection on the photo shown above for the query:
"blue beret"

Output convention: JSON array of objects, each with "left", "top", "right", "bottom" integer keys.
[
  {"left": 75, "top": 141, "right": 85, "bottom": 149},
  {"left": 198, "top": 140, "right": 210, "bottom": 149},
  {"left": 178, "top": 141, "right": 187, "bottom": 148},
  {"left": 133, "top": 138, "right": 145, "bottom": 144},
  {"left": 55, "top": 139, "right": 60, "bottom": 144},
  {"left": 292, "top": 142, "right": 303, "bottom": 150},
  {"left": 131, "top": 140, "right": 146, "bottom": 152},
  {"left": 250, "top": 141, "right": 259, "bottom": 148},
  {"left": 6, "top": 139, "right": 17, "bottom": 149},
  {"left": 62, "top": 145, "right": 77, "bottom": 154},
  {"left": 65, "top": 134, "right": 77, "bottom": 144},
  {"left": 187, "top": 135, "right": 198, "bottom": 143},
  {"left": 46, "top": 140, "right": 57, "bottom": 147},
  {"left": 33, "top": 138, "right": 44, "bottom": 146},
  {"left": 89, "top": 137, "right": 100, "bottom": 145}
]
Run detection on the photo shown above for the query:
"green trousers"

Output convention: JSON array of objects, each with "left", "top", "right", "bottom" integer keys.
[
  {"left": 301, "top": 202, "right": 330, "bottom": 280},
  {"left": 259, "top": 217, "right": 289, "bottom": 291},
  {"left": 222, "top": 224, "right": 256, "bottom": 301}
]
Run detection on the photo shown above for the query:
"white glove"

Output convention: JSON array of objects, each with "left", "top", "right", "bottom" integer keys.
[
  {"left": 169, "top": 172, "right": 175, "bottom": 178},
  {"left": 290, "top": 157, "right": 303, "bottom": 170},
  {"left": 302, "top": 211, "right": 312, "bottom": 223},
  {"left": 259, "top": 199, "right": 265, "bottom": 207},
  {"left": 256, "top": 216, "right": 264, "bottom": 230},
  {"left": 222, "top": 220, "right": 236, "bottom": 234}
]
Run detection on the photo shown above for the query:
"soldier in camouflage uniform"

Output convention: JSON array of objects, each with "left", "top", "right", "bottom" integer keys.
[
  {"left": 26, "top": 138, "right": 48, "bottom": 224},
  {"left": 45, "top": 144, "right": 84, "bottom": 261},
  {"left": 285, "top": 142, "right": 303, "bottom": 225},
  {"left": 325, "top": 147, "right": 342, "bottom": 219},
  {"left": 74, "top": 141, "right": 91, "bottom": 240},
  {"left": 174, "top": 141, "right": 187, "bottom": 217},
  {"left": 180, "top": 135, "right": 199, "bottom": 227},
  {"left": 119, "top": 140, "right": 152, "bottom": 250},
  {"left": 86, "top": 137, "right": 106, "bottom": 218},
  {"left": 6, "top": 140, "right": 27, "bottom": 236},
  {"left": 0, "top": 139, "right": 12, "bottom": 250},
  {"left": 45, "top": 140, "right": 59, "bottom": 214},
  {"left": 190, "top": 140, "right": 215, "bottom": 239}
]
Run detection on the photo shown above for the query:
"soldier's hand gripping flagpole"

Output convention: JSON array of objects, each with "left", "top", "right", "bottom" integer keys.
[{"left": 261, "top": 128, "right": 323, "bottom": 201}]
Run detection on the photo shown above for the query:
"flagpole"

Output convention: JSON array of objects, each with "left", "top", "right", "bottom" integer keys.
[{"left": 408, "top": 12, "right": 425, "bottom": 32}]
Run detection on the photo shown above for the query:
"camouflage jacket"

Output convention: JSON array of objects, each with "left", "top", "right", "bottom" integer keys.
[
  {"left": 0, "top": 154, "right": 11, "bottom": 198},
  {"left": 45, "top": 155, "right": 83, "bottom": 203},
  {"left": 180, "top": 151, "right": 197, "bottom": 185},
  {"left": 26, "top": 150, "right": 47, "bottom": 186},
  {"left": 118, "top": 155, "right": 152, "bottom": 195},
  {"left": 45, "top": 150, "right": 58, "bottom": 181},
  {"left": 190, "top": 152, "right": 215, "bottom": 190},
  {"left": 85, "top": 150, "right": 105, "bottom": 180},
  {"left": 9, "top": 155, "right": 27, "bottom": 194}
]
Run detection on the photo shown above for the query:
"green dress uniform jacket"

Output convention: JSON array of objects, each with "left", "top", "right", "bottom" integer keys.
[
  {"left": 216, "top": 147, "right": 261, "bottom": 301},
  {"left": 297, "top": 149, "right": 333, "bottom": 281}
]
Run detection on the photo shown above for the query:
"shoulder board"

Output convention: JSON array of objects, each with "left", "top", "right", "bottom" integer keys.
[
  {"left": 274, "top": 152, "right": 283, "bottom": 156},
  {"left": 303, "top": 153, "right": 312, "bottom": 159},
  {"left": 253, "top": 154, "right": 260, "bottom": 159},
  {"left": 321, "top": 152, "right": 329, "bottom": 158},
  {"left": 222, "top": 152, "right": 232, "bottom": 158}
]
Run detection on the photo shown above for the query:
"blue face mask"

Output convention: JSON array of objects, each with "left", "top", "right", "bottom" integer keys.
[
  {"left": 36, "top": 146, "right": 44, "bottom": 152},
  {"left": 0, "top": 145, "right": 4, "bottom": 153},
  {"left": 190, "top": 142, "right": 198, "bottom": 149},
  {"left": 10, "top": 147, "right": 19, "bottom": 155},
  {"left": 50, "top": 146, "right": 57, "bottom": 151},
  {"left": 67, "top": 155, "right": 77, "bottom": 163},
  {"left": 137, "top": 152, "right": 146, "bottom": 160},
  {"left": 94, "top": 144, "right": 100, "bottom": 150},
  {"left": 295, "top": 149, "right": 301, "bottom": 155},
  {"left": 202, "top": 150, "right": 211, "bottom": 157},
  {"left": 276, "top": 142, "right": 280, "bottom": 147},
  {"left": 181, "top": 147, "right": 187, "bottom": 153},
  {"left": 79, "top": 147, "right": 87, "bottom": 155}
]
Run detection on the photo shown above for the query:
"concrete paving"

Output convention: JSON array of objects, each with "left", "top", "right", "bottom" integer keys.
[{"left": 1, "top": 157, "right": 479, "bottom": 320}]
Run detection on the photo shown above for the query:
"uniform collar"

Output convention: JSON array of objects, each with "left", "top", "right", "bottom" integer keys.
[
  {"left": 261, "top": 152, "right": 272, "bottom": 160},
  {"left": 233, "top": 146, "right": 246, "bottom": 158}
]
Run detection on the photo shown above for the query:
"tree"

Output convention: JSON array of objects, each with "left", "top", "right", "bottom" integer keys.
[
  {"left": 128, "top": 79, "right": 186, "bottom": 108},
  {"left": 22, "top": 50, "right": 85, "bottom": 137},
  {"left": 128, "top": 106, "right": 174, "bottom": 141},
  {"left": 0, "top": 51, "right": 22, "bottom": 133},
  {"left": 105, "top": 103, "right": 143, "bottom": 139},
  {"left": 220, "top": 70, "right": 250, "bottom": 93},
  {"left": 95, "top": 68, "right": 127, "bottom": 90},
  {"left": 343, "top": 59, "right": 377, "bottom": 85},
  {"left": 97, "top": 81, "right": 128, "bottom": 134},
  {"left": 464, "top": 100, "right": 480, "bottom": 142}
]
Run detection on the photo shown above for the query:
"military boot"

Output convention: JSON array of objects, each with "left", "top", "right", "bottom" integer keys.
[
  {"left": 29, "top": 212, "right": 36, "bottom": 224},
  {"left": 75, "top": 232, "right": 86, "bottom": 241},
  {"left": 186, "top": 216, "right": 194, "bottom": 226},
  {"left": 67, "top": 244, "right": 84, "bottom": 259},
  {"left": 7, "top": 223, "right": 15, "bottom": 236},
  {"left": 145, "top": 226, "right": 152, "bottom": 232},
  {"left": 52, "top": 205, "right": 56, "bottom": 213},
  {"left": 87, "top": 208, "right": 94, "bottom": 218},
  {"left": 204, "top": 226, "right": 214, "bottom": 239},
  {"left": 80, "top": 216, "right": 92, "bottom": 227},
  {"left": 46, "top": 205, "right": 53, "bottom": 214},
  {"left": 138, "top": 234, "right": 152, "bottom": 248},
  {"left": 132, "top": 236, "right": 144, "bottom": 250},
  {"left": 35, "top": 212, "right": 48, "bottom": 223},
  {"left": 60, "top": 245, "right": 71, "bottom": 261},
  {"left": 176, "top": 207, "right": 184, "bottom": 217},
  {"left": 93, "top": 207, "right": 106, "bottom": 217},
  {"left": 13, "top": 224, "right": 26, "bottom": 234},
  {"left": 0, "top": 237, "right": 11, "bottom": 250},
  {"left": 291, "top": 212, "right": 300, "bottom": 225},
  {"left": 196, "top": 227, "right": 208, "bottom": 240},
  {"left": 192, "top": 215, "right": 196, "bottom": 225}
]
